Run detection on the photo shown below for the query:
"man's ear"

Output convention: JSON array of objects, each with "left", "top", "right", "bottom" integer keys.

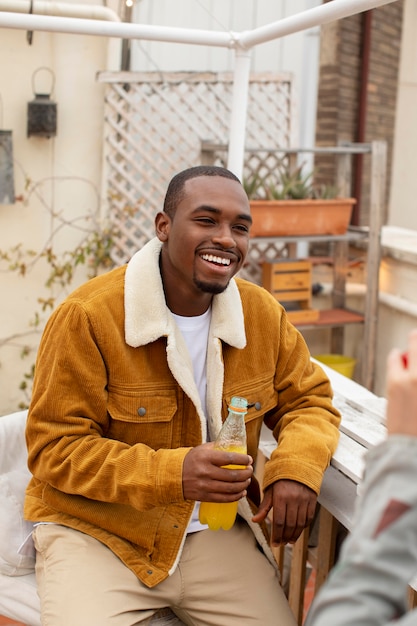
[{"left": 155, "top": 211, "right": 171, "bottom": 242}]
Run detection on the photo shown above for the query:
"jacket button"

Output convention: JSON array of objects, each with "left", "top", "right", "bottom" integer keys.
[
  {"left": 255, "top": 402, "right": 261, "bottom": 410},
  {"left": 137, "top": 407, "right": 146, "bottom": 416},
  {"left": 147, "top": 569, "right": 153, "bottom": 575}
]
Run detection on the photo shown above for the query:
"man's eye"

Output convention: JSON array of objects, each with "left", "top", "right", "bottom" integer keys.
[{"left": 234, "top": 224, "right": 250, "bottom": 233}]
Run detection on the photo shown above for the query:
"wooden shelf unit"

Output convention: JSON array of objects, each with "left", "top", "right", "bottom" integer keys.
[
  {"left": 253, "top": 229, "right": 377, "bottom": 389},
  {"left": 254, "top": 230, "right": 368, "bottom": 323},
  {"left": 252, "top": 141, "right": 387, "bottom": 390},
  {"left": 200, "top": 140, "right": 387, "bottom": 390},
  {"left": 262, "top": 258, "right": 320, "bottom": 325},
  {"left": 294, "top": 307, "right": 365, "bottom": 329}
]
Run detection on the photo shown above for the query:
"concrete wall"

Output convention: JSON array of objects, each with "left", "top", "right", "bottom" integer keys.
[
  {"left": 0, "top": 4, "right": 117, "bottom": 413},
  {"left": 389, "top": 0, "right": 417, "bottom": 229},
  {"left": 371, "top": 0, "right": 417, "bottom": 397},
  {"left": 374, "top": 227, "right": 417, "bottom": 396}
]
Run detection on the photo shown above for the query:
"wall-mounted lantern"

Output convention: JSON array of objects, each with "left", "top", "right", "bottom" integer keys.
[
  {"left": 0, "top": 95, "right": 15, "bottom": 205},
  {"left": 27, "top": 67, "right": 57, "bottom": 138}
]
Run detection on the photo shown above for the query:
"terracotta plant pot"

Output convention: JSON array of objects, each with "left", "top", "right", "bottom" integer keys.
[{"left": 249, "top": 198, "right": 357, "bottom": 237}]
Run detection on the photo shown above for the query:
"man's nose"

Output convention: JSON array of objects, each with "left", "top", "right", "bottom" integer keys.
[{"left": 212, "top": 226, "right": 236, "bottom": 248}]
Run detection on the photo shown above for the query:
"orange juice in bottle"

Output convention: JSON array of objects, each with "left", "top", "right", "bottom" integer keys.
[{"left": 199, "top": 396, "right": 248, "bottom": 531}]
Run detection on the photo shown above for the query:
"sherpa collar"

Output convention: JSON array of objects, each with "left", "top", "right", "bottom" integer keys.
[{"left": 124, "top": 237, "right": 247, "bottom": 350}]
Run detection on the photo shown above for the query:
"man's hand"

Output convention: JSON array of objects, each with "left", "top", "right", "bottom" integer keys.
[
  {"left": 182, "top": 443, "right": 253, "bottom": 502},
  {"left": 252, "top": 479, "right": 317, "bottom": 545}
]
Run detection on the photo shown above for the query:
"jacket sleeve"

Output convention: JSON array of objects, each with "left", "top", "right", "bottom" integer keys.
[
  {"left": 305, "top": 437, "right": 417, "bottom": 626},
  {"left": 262, "top": 307, "right": 341, "bottom": 495},
  {"left": 26, "top": 300, "right": 189, "bottom": 511}
]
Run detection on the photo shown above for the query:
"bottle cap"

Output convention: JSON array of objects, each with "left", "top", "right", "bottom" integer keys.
[{"left": 229, "top": 396, "right": 248, "bottom": 412}]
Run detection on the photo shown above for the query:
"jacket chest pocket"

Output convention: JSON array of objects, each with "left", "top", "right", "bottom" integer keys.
[{"left": 107, "top": 389, "right": 177, "bottom": 449}]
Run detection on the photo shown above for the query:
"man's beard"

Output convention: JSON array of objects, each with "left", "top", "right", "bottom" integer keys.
[{"left": 194, "top": 277, "right": 228, "bottom": 295}]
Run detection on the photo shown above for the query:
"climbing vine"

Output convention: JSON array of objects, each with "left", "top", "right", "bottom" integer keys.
[{"left": 0, "top": 173, "right": 134, "bottom": 409}]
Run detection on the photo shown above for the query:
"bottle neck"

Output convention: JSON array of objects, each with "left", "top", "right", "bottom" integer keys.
[{"left": 215, "top": 407, "right": 247, "bottom": 451}]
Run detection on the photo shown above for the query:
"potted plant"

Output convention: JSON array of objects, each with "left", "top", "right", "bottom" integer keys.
[{"left": 245, "top": 163, "right": 356, "bottom": 237}]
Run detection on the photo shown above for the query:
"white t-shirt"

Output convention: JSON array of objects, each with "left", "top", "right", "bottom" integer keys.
[{"left": 171, "top": 307, "right": 212, "bottom": 533}]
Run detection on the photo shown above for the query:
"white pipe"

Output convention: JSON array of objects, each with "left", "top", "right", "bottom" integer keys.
[
  {"left": 0, "top": 0, "right": 119, "bottom": 21},
  {"left": 0, "top": 0, "right": 399, "bottom": 50},
  {"left": 0, "top": 11, "right": 236, "bottom": 48},
  {"left": 379, "top": 291, "right": 417, "bottom": 319},
  {"left": 239, "top": 0, "right": 399, "bottom": 49},
  {"left": 227, "top": 49, "right": 251, "bottom": 180},
  {"left": 0, "top": 0, "right": 122, "bottom": 69}
]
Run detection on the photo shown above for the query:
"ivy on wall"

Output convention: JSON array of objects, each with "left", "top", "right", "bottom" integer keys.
[{"left": 0, "top": 173, "right": 134, "bottom": 409}]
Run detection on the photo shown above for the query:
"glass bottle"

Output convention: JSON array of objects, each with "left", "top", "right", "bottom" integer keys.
[{"left": 199, "top": 396, "right": 248, "bottom": 531}]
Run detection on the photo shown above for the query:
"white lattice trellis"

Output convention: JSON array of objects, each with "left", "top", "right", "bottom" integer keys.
[{"left": 98, "top": 70, "right": 294, "bottom": 269}]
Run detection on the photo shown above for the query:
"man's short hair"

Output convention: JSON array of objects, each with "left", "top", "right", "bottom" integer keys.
[{"left": 163, "top": 165, "right": 241, "bottom": 218}]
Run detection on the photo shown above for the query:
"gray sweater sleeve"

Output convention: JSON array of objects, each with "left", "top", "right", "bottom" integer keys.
[{"left": 305, "top": 436, "right": 417, "bottom": 626}]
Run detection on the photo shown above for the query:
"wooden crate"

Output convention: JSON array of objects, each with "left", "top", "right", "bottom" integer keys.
[{"left": 262, "top": 259, "right": 319, "bottom": 324}]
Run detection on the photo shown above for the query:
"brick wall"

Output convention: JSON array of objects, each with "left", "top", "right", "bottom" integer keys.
[{"left": 315, "top": 1, "right": 404, "bottom": 226}]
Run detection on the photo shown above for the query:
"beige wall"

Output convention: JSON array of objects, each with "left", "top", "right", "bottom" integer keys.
[
  {"left": 373, "top": 0, "right": 417, "bottom": 396},
  {"left": 374, "top": 227, "right": 417, "bottom": 396},
  {"left": 0, "top": 9, "right": 116, "bottom": 413},
  {"left": 389, "top": 0, "right": 417, "bottom": 228}
]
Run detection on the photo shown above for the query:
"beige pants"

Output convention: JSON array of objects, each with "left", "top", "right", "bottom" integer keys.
[{"left": 33, "top": 520, "right": 296, "bottom": 626}]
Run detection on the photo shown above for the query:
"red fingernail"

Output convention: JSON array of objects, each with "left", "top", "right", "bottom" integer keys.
[{"left": 402, "top": 352, "right": 408, "bottom": 367}]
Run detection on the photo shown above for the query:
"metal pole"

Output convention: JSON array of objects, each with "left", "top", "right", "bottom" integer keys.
[
  {"left": 0, "top": 0, "right": 399, "bottom": 50},
  {"left": 361, "top": 140, "right": 387, "bottom": 391},
  {"left": 239, "top": 0, "right": 399, "bottom": 49},
  {"left": 0, "top": 11, "right": 234, "bottom": 47},
  {"left": 0, "top": 0, "right": 120, "bottom": 20},
  {"left": 227, "top": 48, "right": 252, "bottom": 180}
]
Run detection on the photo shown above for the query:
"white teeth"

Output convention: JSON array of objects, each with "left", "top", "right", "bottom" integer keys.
[{"left": 201, "top": 254, "right": 231, "bottom": 266}]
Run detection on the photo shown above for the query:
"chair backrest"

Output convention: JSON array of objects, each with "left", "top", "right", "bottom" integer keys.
[{"left": 0, "top": 410, "right": 35, "bottom": 576}]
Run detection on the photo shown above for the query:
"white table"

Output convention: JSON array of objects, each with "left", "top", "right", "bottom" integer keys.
[
  {"left": 258, "top": 359, "right": 389, "bottom": 624},
  {"left": 259, "top": 358, "right": 387, "bottom": 531}
]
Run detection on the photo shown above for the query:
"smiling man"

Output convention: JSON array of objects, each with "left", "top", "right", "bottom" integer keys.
[
  {"left": 25, "top": 165, "right": 341, "bottom": 626},
  {"left": 157, "top": 171, "right": 252, "bottom": 307}
]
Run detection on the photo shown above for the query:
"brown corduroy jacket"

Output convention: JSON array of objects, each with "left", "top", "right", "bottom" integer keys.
[{"left": 24, "top": 237, "right": 341, "bottom": 588}]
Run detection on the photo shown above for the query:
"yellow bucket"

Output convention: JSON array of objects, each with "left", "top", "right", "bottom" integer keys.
[{"left": 314, "top": 354, "right": 356, "bottom": 379}]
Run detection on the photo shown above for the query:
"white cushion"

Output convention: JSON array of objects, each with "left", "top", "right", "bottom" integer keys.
[
  {"left": 0, "top": 571, "right": 40, "bottom": 626},
  {"left": 0, "top": 410, "right": 35, "bottom": 576}
]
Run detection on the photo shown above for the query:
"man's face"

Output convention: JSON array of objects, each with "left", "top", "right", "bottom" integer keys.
[{"left": 156, "top": 175, "right": 252, "bottom": 314}]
